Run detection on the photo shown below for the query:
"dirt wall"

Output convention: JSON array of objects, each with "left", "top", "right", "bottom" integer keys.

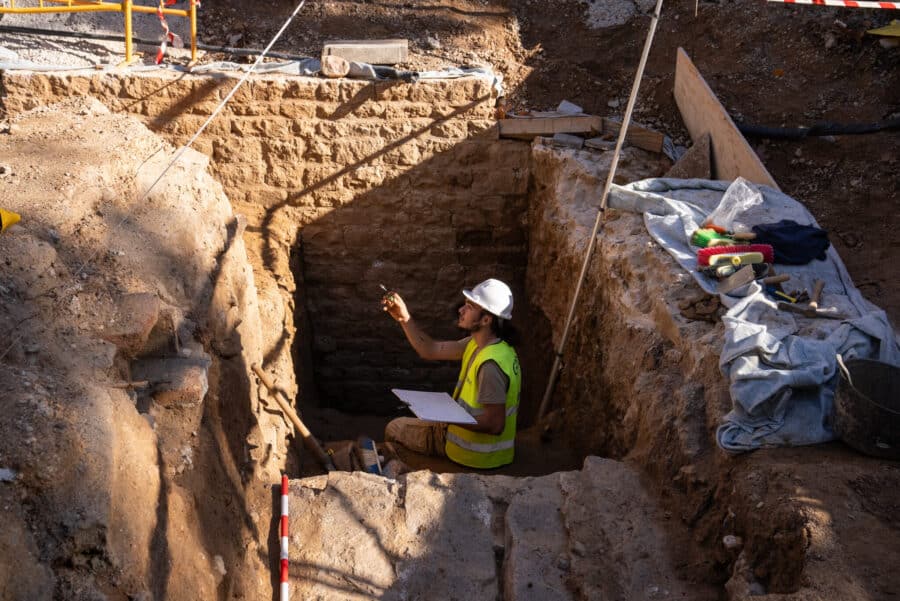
[
  {"left": 525, "top": 141, "right": 752, "bottom": 586},
  {"left": 524, "top": 142, "right": 900, "bottom": 598},
  {"left": 1, "top": 70, "right": 531, "bottom": 412},
  {"left": 0, "top": 97, "right": 276, "bottom": 600}
]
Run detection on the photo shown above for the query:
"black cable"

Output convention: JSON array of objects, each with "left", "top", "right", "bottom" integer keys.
[
  {"left": 0, "top": 24, "right": 313, "bottom": 61},
  {"left": 737, "top": 118, "right": 900, "bottom": 140}
]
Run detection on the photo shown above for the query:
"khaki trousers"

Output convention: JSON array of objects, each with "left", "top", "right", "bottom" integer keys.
[{"left": 385, "top": 417, "right": 448, "bottom": 458}]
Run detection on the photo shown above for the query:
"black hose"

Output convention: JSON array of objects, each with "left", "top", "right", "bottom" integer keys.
[
  {"left": 737, "top": 118, "right": 900, "bottom": 140},
  {"left": 0, "top": 24, "right": 314, "bottom": 62}
]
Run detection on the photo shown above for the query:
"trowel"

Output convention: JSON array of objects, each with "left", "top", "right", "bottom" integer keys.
[
  {"left": 717, "top": 265, "right": 792, "bottom": 295},
  {"left": 777, "top": 279, "right": 847, "bottom": 320}
]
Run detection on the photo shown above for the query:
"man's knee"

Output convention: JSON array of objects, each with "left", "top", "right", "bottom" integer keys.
[
  {"left": 385, "top": 417, "right": 444, "bottom": 456},
  {"left": 385, "top": 417, "right": 412, "bottom": 444}
]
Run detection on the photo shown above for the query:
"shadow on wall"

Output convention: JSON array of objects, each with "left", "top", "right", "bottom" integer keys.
[{"left": 250, "top": 84, "right": 549, "bottom": 419}]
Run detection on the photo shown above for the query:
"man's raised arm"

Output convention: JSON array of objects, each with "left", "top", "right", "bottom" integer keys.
[{"left": 382, "top": 291, "right": 467, "bottom": 361}]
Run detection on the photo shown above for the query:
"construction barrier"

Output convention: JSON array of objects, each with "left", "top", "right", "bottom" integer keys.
[
  {"left": 0, "top": 0, "right": 199, "bottom": 63},
  {"left": 768, "top": 0, "right": 899, "bottom": 9}
]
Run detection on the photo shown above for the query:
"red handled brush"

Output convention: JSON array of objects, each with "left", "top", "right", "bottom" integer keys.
[{"left": 697, "top": 244, "right": 774, "bottom": 266}]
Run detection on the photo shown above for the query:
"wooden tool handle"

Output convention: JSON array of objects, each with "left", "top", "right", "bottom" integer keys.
[
  {"left": 761, "top": 274, "right": 790, "bottom": 285},
  {"left": 809, "top": 280, "right": 825, "bottom": 310},
  {"left": 252, "top": 363, "right": 336, "bottom": 472},
  {"left": 732, "top": 232, "right": 757, "bottom": 241}
]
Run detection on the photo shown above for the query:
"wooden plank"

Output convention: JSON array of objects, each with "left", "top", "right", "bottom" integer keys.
[
  {"left": 673, "top": 47, "right": 780, "bottom": 190},
  {"left": 498, "top": 115, "right": 603, "bottom": 138},
  {"left": 600, "top": 118, "right": 665, "bottom": 153},
  {"left": 323, "top": 39, "right": 408, "bottom": 65}
]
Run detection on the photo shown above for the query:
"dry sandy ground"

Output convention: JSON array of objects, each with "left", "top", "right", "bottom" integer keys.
[
  {"left": 1, "top": 1, "right": 899, "bottom": 598},
  {"left": 3, "top": 0, "right": 897, "bottom": 319}
]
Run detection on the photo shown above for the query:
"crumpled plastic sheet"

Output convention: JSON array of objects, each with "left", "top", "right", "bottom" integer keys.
[{"left": 1, "top": 45, "right": 504, "bottom": 96}]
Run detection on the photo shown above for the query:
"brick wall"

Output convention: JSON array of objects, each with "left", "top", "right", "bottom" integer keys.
[{"left": 1, "top": 70, "right": 531, "bottom": 412}]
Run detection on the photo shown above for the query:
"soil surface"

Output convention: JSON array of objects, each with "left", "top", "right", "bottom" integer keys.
[
  {"left": 193, "top": 0, "right": 900, "bottom": 327},
  {"left": 2, "top": 0, "right": 899, "bottom": 598}
]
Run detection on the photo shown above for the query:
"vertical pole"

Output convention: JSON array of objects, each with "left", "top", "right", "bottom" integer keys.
[
  {"left": 536, "top": 0, "right": 666, "bottom": 424},
  {"left": 123, "top": 0, "right": 134, "bottom": 63},
  {"left": 189, "top": 0, "right": 197, "bottom": 63}
]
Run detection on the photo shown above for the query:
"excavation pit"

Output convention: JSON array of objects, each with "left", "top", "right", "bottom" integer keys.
[{"left": 2, "top": 65, "right": 899, "bottom": 601}]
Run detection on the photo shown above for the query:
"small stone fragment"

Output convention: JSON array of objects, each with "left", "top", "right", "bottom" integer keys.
[{"left": 321, "top": 55, "right": 350, "bottom": 78}]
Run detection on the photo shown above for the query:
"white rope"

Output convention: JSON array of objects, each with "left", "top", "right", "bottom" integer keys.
[
  {"left": 0, "top": 0, "right": 308, "bottom": 362},
  {"left": 537, "top": 0, "right": 666, "bottom": 422}
]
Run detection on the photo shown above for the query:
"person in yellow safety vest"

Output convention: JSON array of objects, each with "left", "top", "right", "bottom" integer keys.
[{"left": 381, "top": 278, "right": 521, "bottom": 469}]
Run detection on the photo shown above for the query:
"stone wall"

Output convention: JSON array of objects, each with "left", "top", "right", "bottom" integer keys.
[{"left": 1, "top": 70, "right": 532, "bottom": 412}]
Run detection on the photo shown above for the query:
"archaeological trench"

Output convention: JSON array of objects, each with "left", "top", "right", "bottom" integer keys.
[{"left": 1, "top": 69, "right": 898, "bottom": 601}]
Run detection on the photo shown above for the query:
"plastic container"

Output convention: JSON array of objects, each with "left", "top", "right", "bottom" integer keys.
[
  {"left": 357, "top": 436, "right": 382, "bottom": 475},
  {"left": 834, "top": 356, "right": 900, "bottom": 460}
]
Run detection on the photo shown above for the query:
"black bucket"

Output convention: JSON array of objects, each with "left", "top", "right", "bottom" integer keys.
[{"left": 834, "top": 356, "right": 900, "bottom": 460}]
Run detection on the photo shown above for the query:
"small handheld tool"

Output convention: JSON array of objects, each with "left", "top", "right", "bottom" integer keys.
[
  {"left": 777, "top": 279, "right": 846, "bottom": 320},
  {"left": 380, "top": 283, "right": 397, "bottom": 301},
  {"left": 716, "top": 267, "right": 791, "bottom": 295}
]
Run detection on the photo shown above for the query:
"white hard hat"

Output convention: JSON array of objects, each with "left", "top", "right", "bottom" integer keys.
[{"left": 462, "top": 279, "right": 513, "bottom": 320}]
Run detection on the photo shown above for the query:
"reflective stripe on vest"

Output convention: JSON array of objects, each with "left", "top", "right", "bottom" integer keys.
[
  {"left": 446, "top": 431, "right": 514, "bottom": 453},
  {"left": 445, "top": 339, "right": 521, "bottom": 469}
]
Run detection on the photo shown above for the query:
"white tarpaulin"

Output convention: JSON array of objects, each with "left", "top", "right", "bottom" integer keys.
[{"left": 608, "top": 177, "right": 900, "bottom": 453}]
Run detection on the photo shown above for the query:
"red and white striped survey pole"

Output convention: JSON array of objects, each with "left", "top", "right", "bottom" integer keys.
[
  {"left": 280, "top": 474, "right": 290, "bottom": 601},
  {"left": 768, "top": 0, "right": 899, "bottom": 8}
]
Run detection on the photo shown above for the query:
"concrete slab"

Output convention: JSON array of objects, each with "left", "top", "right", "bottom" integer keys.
[{"left": 323, "top": 39, "right": 408, "bottom": 65}]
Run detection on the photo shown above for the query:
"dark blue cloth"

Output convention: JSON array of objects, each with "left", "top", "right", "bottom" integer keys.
[{"left": 752, "top": 220, "right": 830, "bottom": 265}]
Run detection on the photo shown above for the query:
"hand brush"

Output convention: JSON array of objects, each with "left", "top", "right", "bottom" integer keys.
[{"left": 697, "top": 244, "right": 774, "bottom": 266}]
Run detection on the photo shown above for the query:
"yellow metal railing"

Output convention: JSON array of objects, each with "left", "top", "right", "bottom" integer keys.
[{"left": 0, "top": 0, "right": 198, "bottom": 64}]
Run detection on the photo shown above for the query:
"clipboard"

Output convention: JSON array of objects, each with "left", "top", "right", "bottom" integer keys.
[{"left": 391, "top": 389, "right": 477, "bottom": 424}]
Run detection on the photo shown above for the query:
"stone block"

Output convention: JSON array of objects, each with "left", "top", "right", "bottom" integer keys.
[
  {"left": 469, "top": 120, "right": 500, "bottom": 137},
  {"left": 101, "top": 293, "right": 161, "bottom": 356},
  {"left": 373, "top": 80, "right": 412, "bottom": 102},
  {"left": 431, "top": 121, "right": 469, "bottom": 140},
  {"left": 315, "top": 80, "right": 372, "bottom": 103},
  {"left": 216, "top": 163, "right": 268, "bottom": 189},
  {"left": 212, "top": 137, "right": 262, "bottom": 163},
  {"left": 262, "top": 138, "right": 307, "bottom": 163},
  {"left": 282, "top": 79, "right": 319, "bottom": 100},
  {"left": 301, "top": 223, "right": 345, "bottom": 247},
  {"left": 323, "top": 39, "right": 408, "bottom": 65},
  {"left": 276, "top": 101, "right": 317, "bottom": 120},
  {"left": 384, "top": 103, "right": 434, "bottom": 120},
  {"left": 131, "top": 356, "right": 210, "bottom": 408},
  {"left": 321, "top": 55, "right": 350, "bottom": 78}
]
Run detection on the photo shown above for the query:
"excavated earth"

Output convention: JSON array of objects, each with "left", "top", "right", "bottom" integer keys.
[
  {"left": 1, "top": 1, "right": 900, "bottom": 600},
  {"left": 0, "top": 98, "right": 284, "bottom": 600}
]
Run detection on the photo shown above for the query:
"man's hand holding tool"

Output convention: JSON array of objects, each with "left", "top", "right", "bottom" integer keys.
[{"left": 381, "top": 284, "right": 410, "bottom": 323}]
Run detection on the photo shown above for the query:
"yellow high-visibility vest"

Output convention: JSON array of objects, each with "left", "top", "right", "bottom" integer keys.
[{"left": 445, "top": 339, "right": 521, "bottom": 468}]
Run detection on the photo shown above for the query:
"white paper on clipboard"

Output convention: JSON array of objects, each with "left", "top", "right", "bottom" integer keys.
[{"left": 391, "top": 389, "right": 477, "bottom": 424}]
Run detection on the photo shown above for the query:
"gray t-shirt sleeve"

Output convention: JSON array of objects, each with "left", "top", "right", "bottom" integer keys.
[{"left": 476, "top": 360, "right": 510, "bottom": 405}]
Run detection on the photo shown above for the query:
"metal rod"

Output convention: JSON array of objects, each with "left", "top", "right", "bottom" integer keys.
[
  {"left": 536, "top": 0, "right": 666, "bottom": 424},
  {"left": 189, "top": 0, "right": 197, "bottom": 62},
  {"left": 123, "top": 0, "right": 133, "bottom": 63}
]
